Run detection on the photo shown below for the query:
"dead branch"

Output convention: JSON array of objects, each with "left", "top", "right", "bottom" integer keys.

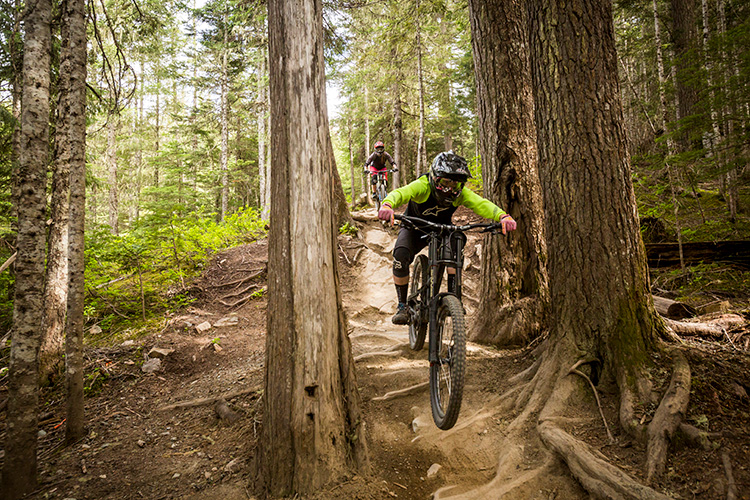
[
  {"left": 155, "top": 387, "right": 260, "bottom": 412},
  {"left": 353, "top": 247, "right": 364, "bottom": 263},
  {"left": 217, "top": 287, "right": 266, "bottom": 308},
  {"left": 665, "top": 318, "right": 723, "bottom": 338},
  {"left": 569, "top": 360, "right": 614, "bottom": 444},
  {"left": 214, "top": 398, "right": 241, "bottom": 423},
  {"left": 646, "top": 350, "right": 691, "bottom": 483},
  {"left": 338, "top": 244, "right": 351, "bottom": 265},
  {"left": 94, "top": 273, "right": 135, "bottom": 289},
  {"left": 539, "top": 421, "right": 672, "bottom": 500},
  {"left": 353, "top": 350, "right": 401, "bottom": 362},
  {"left": 0, "top": 252, "right": 17, "bottom": 273}
]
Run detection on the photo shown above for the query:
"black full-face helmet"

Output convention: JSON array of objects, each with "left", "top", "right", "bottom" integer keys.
[{"left": 429, "top": 151, "right": 472, "bottom": 206}]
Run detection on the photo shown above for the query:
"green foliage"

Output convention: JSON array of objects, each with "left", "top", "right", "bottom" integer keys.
[
  {"left": 339, "top": 221, "right": 359, "bottom": 236},
  {"left": 83, "top": 207, "right": 267, "bottom": 333}
]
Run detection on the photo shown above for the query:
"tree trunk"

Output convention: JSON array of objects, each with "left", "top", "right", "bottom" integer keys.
[
  {"left": 1, "top": 0, "right": 51, "bottom": 496},
  {"left": 40, "top": 5, "right": 73, "bottom": 385},
  {"left": 670, "top": 0, "right": 700, "bottom": 150},
  {"left": 467, "top": 0, "right": 549, "bottom": 346},
  {"left": 107, "top": 113, "right": 119, "bottom": 234},
  {"left": 135, "top": 58, "right": 144, "bottom": 222},
  {"left": 258, "top": 0, "right": 368, "bottom": 495},
  {"left": 9, "top": 3, "right": 22, "bottom": 230},
  {"left": 64, "top": 0, "right": 88, "bottom": 445},
  {"left": 220, "top": 11, "right": 229, "bottom": 221},
  {"left": 349, "top": 115, "right": 355, "bottom": 208},
  {"left": 654, "top": 0, "right": 686, "bottom": 270},
  {"left": 415, "top": 0, "right": 427, "bottom": 179},
  {"left": 258, "top": 48, "right": 268, "bottom": 219},
  {"left": 392, "top": 80, "right": 402, "bottom": 189}
]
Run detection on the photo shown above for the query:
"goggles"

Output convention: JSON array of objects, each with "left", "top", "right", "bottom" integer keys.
[
  {"left": 436, "top": 177, "right": 462, "bottom": 194},
  {"left": 375, "top": 147, "right": 384, "bottom": 153}
]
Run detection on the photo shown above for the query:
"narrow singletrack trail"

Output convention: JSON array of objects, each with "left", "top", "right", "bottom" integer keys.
[{"left": 337, "top": 208, "right": 585, "bottom": 499}]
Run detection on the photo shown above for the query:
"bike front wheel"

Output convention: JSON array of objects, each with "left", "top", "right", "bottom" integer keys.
[
  {"left": 408, "top": 255, "right": 429, "bottom": 351},
  {"left": 430, "top": 294, "right": 466, "bottom": 430},
  {"left": 376, "top": 183, "right": 387, "bottom": 210}
]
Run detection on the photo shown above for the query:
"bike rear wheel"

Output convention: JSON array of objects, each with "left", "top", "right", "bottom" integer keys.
[
  {"left": 430, "top": 294, "right": 466, "bottom": 430},
  {"left": 408, "top": 255, "right": 429, "bottom": 351}
]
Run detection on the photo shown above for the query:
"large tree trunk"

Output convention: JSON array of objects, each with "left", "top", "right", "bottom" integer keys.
[
  {"left": 441, "top": 1, "right": 676, "bottom": 497},
  {"left": 467, "top": 0, "right": 549, "bottom": 346},
  {"left": 64, "top": 0, "right": 88, "bottom": 445},
  {"left": 40, "top": 4, "right": 73, "bottom": 385},
  {"left": 258, "top": 0, "right": 368, "bottom": 496},
  {"left": 1, "top": 0, "right": 51, "bottom": 496}
]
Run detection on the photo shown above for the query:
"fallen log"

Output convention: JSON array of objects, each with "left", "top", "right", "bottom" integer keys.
[
  {"left": 156, "top": 387, "right": 260, "bottom": 412},
  {"left": 646, "top": 241, "right": 750, "bottom": 268},
  {"left": 652, "top": 295, "right": 696, "bottom": 319}
]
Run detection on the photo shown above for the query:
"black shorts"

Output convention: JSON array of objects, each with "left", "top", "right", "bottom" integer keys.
[{"left": 392, "top": 228, "right": 428, "bottom": 277}]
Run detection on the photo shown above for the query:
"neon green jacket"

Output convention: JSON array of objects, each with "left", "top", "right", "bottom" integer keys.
[{"left": 383, "top": 176, "right": 507, "bottom": 222}]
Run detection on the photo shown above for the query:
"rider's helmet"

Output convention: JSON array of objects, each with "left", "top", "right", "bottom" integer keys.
[
  {"left": 374, "top": 141, "right": 385, "bottom": 154},
  {"left": 429, "top": 151, "right": 472, "bottom": 206}
]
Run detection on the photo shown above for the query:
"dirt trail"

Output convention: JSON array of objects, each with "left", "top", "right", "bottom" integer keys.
[{"left": 14, "top": 208, "right": 749, "bottom": 500}]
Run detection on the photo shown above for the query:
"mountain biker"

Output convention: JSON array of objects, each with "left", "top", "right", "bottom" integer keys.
[
  {"left": 378, "top": 151, "right": 517, "bottom": 325},
  {"left": 365, "top": 141, "right": 397, "bottom": 200}
]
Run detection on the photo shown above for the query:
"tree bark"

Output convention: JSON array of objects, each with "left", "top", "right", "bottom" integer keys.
[
  {"left": 258, "top": 47, "right": 268, "bottom": 220},
  {"left": 1, "top": 0, "right": 51, "bottom": 496},
  {"left": 107, "top": 113, "right": 119, "bottom": 234},
  {"left": 467, "top": 0, "right": 549, "bottom": 346},
  {"left": 40, "top": 2, "right": 73, "bottom": 385},
  {"left": 258, "top": 0, "right": 368, "bottom": 495},
  {"left": 220, "top": 10, "right": 229, "bottom": 221},
  {"left": 670, "top": 0, "right": 700, "bottom": 150},
  {"left": 415, "top": 0, "right": 427, "bottom": 179},
  {"left": 64, "top": 0, "right": 88, "bottom": 445},
  {"left": 392, "top": 80, "right": 402, "bottom": 189}
]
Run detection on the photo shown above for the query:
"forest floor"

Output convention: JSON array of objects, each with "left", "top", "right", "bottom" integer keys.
[{"left": 6, "top": 207, "right": 750, "bottom": 500}]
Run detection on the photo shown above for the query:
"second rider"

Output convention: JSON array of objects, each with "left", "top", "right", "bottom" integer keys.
[{"left": 378, "top": 151, "right": 517, "bottom": 325}]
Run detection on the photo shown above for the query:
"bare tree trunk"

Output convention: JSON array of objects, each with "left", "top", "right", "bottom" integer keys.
[
  {"left": 135, "top": 59, "right": 144, "bottom": 222},
  {"left": 467, "top": 0, "right": 549, "bottom": 346},
  {"left": 40, "top": 4, "right": 73, "bottom": 385},
  {"left": 107, "top": 113, "right": 119, "bottom": 234},
  {"left": 65, "top": 0, "right": 88, "bottom": 446},
  {"left": 392, "top": 80, "right": 402, "bottom": 189},
  {"left": 220, "top": 11, "right": 229, "bottom": 221},
  {"left": 9, "top": 3, "right": 22, "bottom": 229},
  {"left": 258, "top": 0, "right": 368, "bottom": 495},
  {"left": 1, "top": 0, "right": 51, "bottom": 496},
  {"left": 349, "top": 115, "right": 355, "bottom": 208},
  {"left": 415, "top": 0, "right": 427, "bottom": 179},
  {"left": 670, "top": 0, "right": 700, "bottom": 150},
  {"left": 155, "top": 69, "right": 160, "bottom": 187},
  {"left": 258, "top": 48, "right": 268, "bottom": 219},
  {"left": 717, "top": 0, "right": 739, "bottom": 221}
]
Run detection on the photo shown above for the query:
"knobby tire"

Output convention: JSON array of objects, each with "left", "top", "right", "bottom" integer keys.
[
  {"left": 408, "top": 255, "right": 429, "bottom": 351},
  {"left": 430, "top": 294, "right": 466, "bottom": 430}
]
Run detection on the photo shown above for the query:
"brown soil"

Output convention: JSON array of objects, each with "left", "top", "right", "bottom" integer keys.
[{"left": 4, "top": 207, "right": 750, "bottom": 500}]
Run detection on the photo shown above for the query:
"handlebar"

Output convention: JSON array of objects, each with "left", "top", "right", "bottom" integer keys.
[{"left": 394, "top": 214, "right": 503, "bottom": 234}]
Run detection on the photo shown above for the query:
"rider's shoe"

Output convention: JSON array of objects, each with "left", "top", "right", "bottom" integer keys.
[{"left": 392, "top": 303, "right": 410, "bottom": 325}]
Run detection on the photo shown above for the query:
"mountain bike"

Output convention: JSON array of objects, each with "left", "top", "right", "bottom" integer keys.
[
  {"left": 368, "top": 168, "right": 398, "bottom": 211},
  {"left": 394, "top": 214, "right": 504, "bottom": 430}
]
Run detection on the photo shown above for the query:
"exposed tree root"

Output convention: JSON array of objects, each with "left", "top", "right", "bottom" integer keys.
[
  {"left": 353, "top": 351, "right": 401, "bottom": 362},
  {"left": 645, "top": 350, "right": 690, "bottom": 483},
  {"left": 677, "top": 423, "right": 718, "bottom": 451},
  {"left": 538, "top": 421, "right": 672, "bottom": 500},
  {"left": 155, "top": 387, "right": 260, "bottom": 412},
  {"left": 370, "top": 382, "right": 428, "bottom": 401},
  {"left": 722, "top": 451, "right": 737, "bottom": 500}
]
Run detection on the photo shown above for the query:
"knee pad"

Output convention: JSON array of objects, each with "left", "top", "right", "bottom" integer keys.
[{"left": 392, "top": 247, "right": 412, "bottom": 278}]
